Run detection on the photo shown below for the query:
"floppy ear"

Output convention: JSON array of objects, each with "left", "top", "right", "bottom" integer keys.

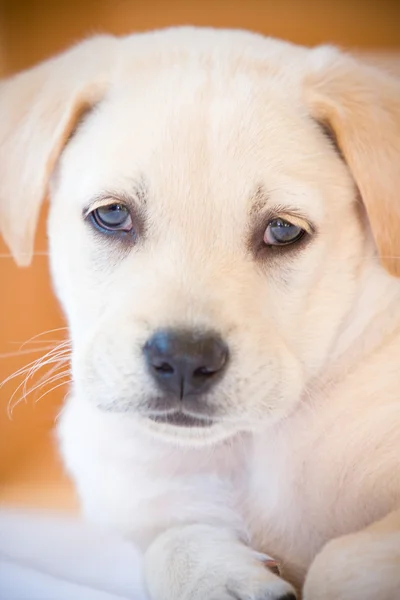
[
  {"left": 305, "top": 48, "right": 400, "bottom": 277},
  {"left": 0, "top": 35, "right": 117, "bottom": 266}
]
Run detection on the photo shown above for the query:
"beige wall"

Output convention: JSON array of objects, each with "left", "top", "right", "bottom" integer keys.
[{"left": 0, "top": 0, "right": 399, "bottom": 495}]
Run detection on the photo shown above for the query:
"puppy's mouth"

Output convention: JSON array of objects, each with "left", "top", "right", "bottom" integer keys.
[{"left": 148, "top": 411, "right": 215, "bottom": 428}]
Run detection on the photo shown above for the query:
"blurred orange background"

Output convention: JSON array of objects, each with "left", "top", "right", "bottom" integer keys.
[{"left": 1, "top": 0, "right": 399, "bottom": 510}]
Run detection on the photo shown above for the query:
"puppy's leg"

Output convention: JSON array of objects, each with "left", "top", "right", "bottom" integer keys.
[
  {"left": 303, "top": 509, "right": 400, "bottom": 600},
  {"left": 144, "top": 524, "right": 296, "bottom": 600},
  {"left": 59, "top": 404, "right": 295, "bottom": 599}
]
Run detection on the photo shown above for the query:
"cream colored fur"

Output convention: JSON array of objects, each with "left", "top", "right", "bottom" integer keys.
[{"left": 1, "top": 27, "right": 400, "bottom": 600}]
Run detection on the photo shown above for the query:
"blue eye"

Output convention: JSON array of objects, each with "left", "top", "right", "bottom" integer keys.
[
  {"left": 90, "top": 204, "right": 133, "bottom": 232},
  {"left": 264, "top": 218, "right": 305, "bottom": 246}
]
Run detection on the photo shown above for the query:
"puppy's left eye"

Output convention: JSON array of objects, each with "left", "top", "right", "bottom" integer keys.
[
  {"left": 263, "top": 218, "right": 305, "bottom": 246},
  {"left": 90, "top": 204, "right": 133, "bottom": 233}
]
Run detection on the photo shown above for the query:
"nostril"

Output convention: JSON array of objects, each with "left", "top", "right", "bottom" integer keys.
[
  {"left": 153, "top": 362, "right": 174, "bottom": 374},
  {"left": 193, "top": 365, "right": 218, "bottom": 378}
]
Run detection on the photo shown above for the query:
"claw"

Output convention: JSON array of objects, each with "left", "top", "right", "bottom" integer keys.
[
  {"left": 263, "top": 558, "right": 281, "bottom": 576},
  {"left": 253, "top": 551, "right": 281, "bottom": 576}
]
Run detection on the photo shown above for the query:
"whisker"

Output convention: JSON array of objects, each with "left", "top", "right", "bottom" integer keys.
[
  {"left": 22, "top": 357, "right": 69, "bottom": 406},
  {"left": 34, "top": 379, "right": 71, "bottom": 404},
  {"left": 21, "top": 344, "right": 70, "bottom": 375},
  {"left": 24, "top": 369, "right": 71, "bottom": 402},
  {"left": 0, "top": 345, "right": 65, "bottom": 359},
  {"left": 54, "top": 394, "right": 71, "bottom": 424},
  {"left": 0, "top": 251, "right": 48, "bottom": 258},
  {"left": 1, "top": 355, "right": 62, "bottom": 388},
  {"left": 10, "top": 339, "right": 70, "bottom": 346},
  {"left": 19, "top": 328, "right": 68, "bottom": 349},
  {"left": 7, "top": 365, "right": 71, "bottom": 418},
  {"left": 2, "top": 334, "right": 72, "bottom": 419},
  {"left": 373, "top": 255, "right": 400, "bottom": 259},
  {"left": 1, "top": 346, "right": 70, "bottom": 388},
  {"left": 8, "top": 377, "right": 69, "bottom": 417},
  {"left": 31, "top": 358, "right": 71, "bottom": 390}
]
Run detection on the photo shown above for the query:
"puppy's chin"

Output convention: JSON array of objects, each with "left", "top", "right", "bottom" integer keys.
[{"left": 134, "top": 413, "right": 241, "bottom": 447}]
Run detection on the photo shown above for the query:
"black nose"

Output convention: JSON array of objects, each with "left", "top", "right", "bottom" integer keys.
[{"left": 143, "top": 330, "right": 229, "bottom": 398}]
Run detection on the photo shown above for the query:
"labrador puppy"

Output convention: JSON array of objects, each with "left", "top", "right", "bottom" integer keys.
[{"left": 1, "top": 27, "right": 400, "bottom": 600}]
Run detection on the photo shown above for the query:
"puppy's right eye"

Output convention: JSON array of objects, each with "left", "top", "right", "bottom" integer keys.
[{"left": 90, "top": 203, "right": 133, "bottom": 233}]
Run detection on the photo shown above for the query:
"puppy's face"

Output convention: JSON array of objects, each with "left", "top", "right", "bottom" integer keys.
[
  {"left": 48, "top": 61, "right": 364, "bottom": 444},
  {"left": 2, "top": 30, "right": 399, "bottom": 445}
]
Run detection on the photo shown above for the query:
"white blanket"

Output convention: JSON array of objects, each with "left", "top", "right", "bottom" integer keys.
[{"left": 0, "top": 510, "right": 148, "bottom": 600}]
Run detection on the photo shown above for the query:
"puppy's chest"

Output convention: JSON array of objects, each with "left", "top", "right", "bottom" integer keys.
[{"left": 235, "top": 436, "right": 314, "bottom": 577}]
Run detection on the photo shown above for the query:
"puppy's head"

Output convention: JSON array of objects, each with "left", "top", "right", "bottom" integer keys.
[{"left": 1, "top": 28, "right": 399, "bottom": 445}]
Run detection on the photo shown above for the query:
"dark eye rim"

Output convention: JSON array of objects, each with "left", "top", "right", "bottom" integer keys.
[
  {"left": 83, "top": 191, "right": 148, "bottom": 247},
  {"left": 247, "top": 210, "right": 315, "bottom": 261},
  {"left": 263, "top": 218, "right": 306, "bottom": 247}
]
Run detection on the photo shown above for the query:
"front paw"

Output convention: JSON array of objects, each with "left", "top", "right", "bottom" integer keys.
[{"left": 144, "top": 525, "right": 297, "bottom": 600}]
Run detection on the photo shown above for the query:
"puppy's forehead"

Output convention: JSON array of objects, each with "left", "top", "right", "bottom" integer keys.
[{"left": 59, "top": 53, "right": 337, "bottom": 223}]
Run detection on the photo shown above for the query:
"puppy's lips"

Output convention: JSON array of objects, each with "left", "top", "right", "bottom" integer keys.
[{"left": 148, "top": 411, "right": 214, "bottom": 428}]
